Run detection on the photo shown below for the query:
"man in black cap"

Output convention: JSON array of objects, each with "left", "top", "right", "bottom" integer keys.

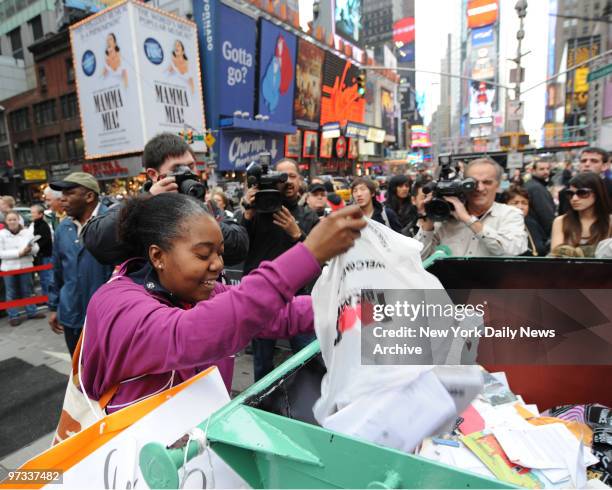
[
  {"left": 305, "top": 182, "right": 330, "bottom": 217},
  {"left": 47, "top": 172, "right": 114, "bottom": 356}
]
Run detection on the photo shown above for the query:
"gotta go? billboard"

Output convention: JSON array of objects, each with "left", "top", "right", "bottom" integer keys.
[{"left": 70, "top": 0, "right": 206, "bottom": 158}]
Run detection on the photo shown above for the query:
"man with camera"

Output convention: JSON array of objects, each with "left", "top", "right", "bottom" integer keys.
[
  {"left": 239, "top": 157, "right": 320, "bottom": 381},
  {"left": 82, "top": 133, "right": 249, "bottom": 266},
  {"left": 415, "top": 157, "right": 527, "bottom": 259}
]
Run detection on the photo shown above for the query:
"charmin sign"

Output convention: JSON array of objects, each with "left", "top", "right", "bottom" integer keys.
[{"left": 219, "top": 132, "right": 284, "bottom": 171}]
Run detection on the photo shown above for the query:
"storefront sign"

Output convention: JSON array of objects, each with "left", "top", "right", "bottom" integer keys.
[
  {"left": 258, "top": 19, "right": 297, "bottom": 125},
  {"left": 345, "top": 122, "right": 368, "bottom": 139},
  {"left": 23, "top": 169, "right": 48, "bottom": 181},
  {"left": 218, "top": 132, "right": 284, "bottom": 171},
  {"left": 51, "top": 163, "right": 73, "bottom": 179},
  {"left": 81, "top": 156, "right": 143, "bottom": 180},
  {"left": 70, "top": 1, "right": 206, "bottom": 157},
  {"left": 366, "top": 127, "right": 386, "bottom": 143}
]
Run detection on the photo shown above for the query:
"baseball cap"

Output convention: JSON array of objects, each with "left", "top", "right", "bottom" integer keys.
[
  {"left": 309, "top": 183, "right": 326, "bottom": 193},
  {"left": 50, "top": 172, "right": 100, "bottom": 194}
]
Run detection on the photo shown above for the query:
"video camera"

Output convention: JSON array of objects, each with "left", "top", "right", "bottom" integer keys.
[
  {"left": 246, "top": 152, "right": 288, "bottom": 213},
  {"left": 423, "top": 154, "right": 476, "bottom": 221},
  {"left": 168, "top": 165, "right": 206, "bottom": 199}
]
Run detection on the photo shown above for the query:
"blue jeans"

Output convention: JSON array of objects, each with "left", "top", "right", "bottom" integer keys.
[
  {"left": 252, "top": 333, "right": 316, "bottom": 381},
  {"left": 3, "top": 273, "right": 38, "bottom": 320},
  {"left": 37, "top": 256, "right": 53, "bottom": 298}
]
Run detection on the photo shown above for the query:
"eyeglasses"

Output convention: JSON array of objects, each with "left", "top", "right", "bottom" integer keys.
[{"left": 565, "top": 188, "right": 593, "bottom": 199}]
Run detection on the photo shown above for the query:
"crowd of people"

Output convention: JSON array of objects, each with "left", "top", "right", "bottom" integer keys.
[{"left": 0, "top": 134, "right": 611, "bottom": 442}]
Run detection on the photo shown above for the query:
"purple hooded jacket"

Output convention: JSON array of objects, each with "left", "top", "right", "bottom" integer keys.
[{"left": 81, "top": 243, "right": 319, "bottom": 413}]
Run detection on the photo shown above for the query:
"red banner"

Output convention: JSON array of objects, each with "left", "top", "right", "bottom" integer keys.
[
  {"left": 467, "top": 0, "right": 498, "bottom": 29},
  {"left": 392, "top": 18, "right": 415, "bottom": 44}
]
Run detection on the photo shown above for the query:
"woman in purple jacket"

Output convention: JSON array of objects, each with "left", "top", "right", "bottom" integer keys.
[{"left": 81, "top": 193, "right": 365, "bottom": 413}]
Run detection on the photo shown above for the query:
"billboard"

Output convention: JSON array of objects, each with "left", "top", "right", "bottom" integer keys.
[
  {"left": 242, "top": 0, "right": 300, "bottom": 28},
  {"left": 470, "top": 24, "right": 496, "bottom": 81},
  {"left": 70, "top": 0, "right": 206, "bottom": 158},
  {"left": 335, "top": 0, "right": 361, "bottom": 44},
  {"left": 258, "top": 19, "right": 297, "bottom": 125},
  {"left": 397, "top": 42, "right": 415, "bottom": 63},
  {"left": 411, "top": 125, "right": 431, "bottom": 148},
  {"left": 216, "top": 4, "right": 257, "bottom": 118},
  {"left": 471, "top": 25, "right": 494, "bottom": 47},
  {"left": 381, "top": 88, "right": 395, "bottom": 136},
  {"left": 467, "top": 0, "right": 498, "bottom": 29},
  {"left": 320, "top": 51, "right": 365, "bottom": 125},
  {"left": 294, "top": 39, "right": 324, "bottom": 129},
  {"left": 564, "top": 36, "right": 601, "bottom": 127},
  {"left": 218, "top": 131, "right": 284, "bottom": 171},
  {"left": 469, "top": 80, "right": 495, "bottom": 124},
  {"left": 392, "top": 17, "right": 415, "bottom": 45}
]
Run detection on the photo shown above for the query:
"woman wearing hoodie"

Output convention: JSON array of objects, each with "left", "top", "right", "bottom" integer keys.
[
  {"left": 0, "top": 211, "right": 45, "bottom": 326},
  {"left": 78, "top": 193, "right": 365, "bottom": 418}
]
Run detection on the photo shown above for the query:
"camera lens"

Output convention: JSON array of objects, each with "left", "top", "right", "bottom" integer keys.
[
  {"left": 425, "top": 198, "right": 453, "bottom": 222},
  {"left": 180, "top": 180, "right": 205, "bottom": 199}
]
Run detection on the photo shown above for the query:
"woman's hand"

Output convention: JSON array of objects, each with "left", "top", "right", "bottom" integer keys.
[
  {"left": 304, "top": 205, "right": 367, "bottom": 265},
  {"left": 19, "top": 245, "right": 32, "bottom": 257}
]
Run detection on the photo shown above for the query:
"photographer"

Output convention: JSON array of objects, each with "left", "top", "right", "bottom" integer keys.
[
  {"left": 239, "top": 158, "right": 320, "bottom": 381},
  {"left": 416, "top": 158, "right": 527, "bottom": 259},
  {"left": 82, "top": 133, "right": 249, "bottom": 267}
]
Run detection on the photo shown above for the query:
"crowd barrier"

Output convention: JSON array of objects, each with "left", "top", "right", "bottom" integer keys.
[{"left": 0, "top": 263, "right": 53, "bottom": 311}]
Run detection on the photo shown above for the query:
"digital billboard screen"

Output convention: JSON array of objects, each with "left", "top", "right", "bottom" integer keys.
[{"left": 335, "top": 0, "right": 361, "bottom": 44}]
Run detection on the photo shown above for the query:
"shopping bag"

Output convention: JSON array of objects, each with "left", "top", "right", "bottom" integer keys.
[
  {"left": 312, "top": 219, "right": 482, "bottom": 452},
  {"left": 4, "top": 367, "right": 246, "bottom": 489}
]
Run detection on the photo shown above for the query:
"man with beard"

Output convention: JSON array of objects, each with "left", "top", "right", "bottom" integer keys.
[
  {"left": 240, "top": 159, "right": 319, "bottom": 380},
  {"left": 524, "top": 160, "right": 556, "bottom": 239}
]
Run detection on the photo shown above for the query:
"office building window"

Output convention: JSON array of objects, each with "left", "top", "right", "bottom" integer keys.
[
  {"left": 9, "top": 27, "right": 23, "bottom": 60},
  {"left": 39, "top": 136, "right": 61, "bottom": 163},
  {"left": 66, "top": 58, "right": 75, "bottom": 84},
  {"left": 9, "top": 108, "right": 30, "bottom": 132},
  {"left": 16, "top": 141, "right": 36, "bottom": 165},
  {"left": 29, "top": 15, "right": 43, "bottom": 40},
  {"left": 61, "top": 93, "right": 78, "bottom": 119},
  {"left": 34, "top": 100, "right": 57, "bottom": 126},
  {"left": 0, "top": 114, "right": 7, "bottom": 141},
  {"left": 65, "top": 131, "right": 84, "bottom": 160},
  {"left": 38, "top": 66, "right": 47, "bottom": 90}
]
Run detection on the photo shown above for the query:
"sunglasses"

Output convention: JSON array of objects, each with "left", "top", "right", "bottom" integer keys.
[{"left": 565, "top": 188, "right": 593, "bottom": 199}]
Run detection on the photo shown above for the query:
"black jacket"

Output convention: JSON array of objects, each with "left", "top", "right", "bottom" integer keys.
[
  {"left": 524, "top": 176, "right": 556, "bottom": 237},
  {"left": 82, "top": 201, "right": 249, "bottom": 266},
  {"left": 32, "top": 217, "right": 53, "bottom": 259},
  {"left": 523, "top": 215, "right": 548, "bottom": 257},
  {"left": 371, "top": 200, "right": 402, "bottom": 233},
  {"left": 239, "top": 198, "right": 319, "bottom": 277}
]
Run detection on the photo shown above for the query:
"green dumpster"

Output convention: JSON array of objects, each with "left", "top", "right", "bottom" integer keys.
[{"left": 139, "top": 255, "right": 611, "bottom": 488}]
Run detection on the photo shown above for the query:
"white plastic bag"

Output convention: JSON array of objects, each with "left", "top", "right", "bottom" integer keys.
[{"left": 312, "top": 219, "right": 482, "bottom": 452}]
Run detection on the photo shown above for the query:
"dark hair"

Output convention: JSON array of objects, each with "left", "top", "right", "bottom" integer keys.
[
  {"left": 105, "top": 33, "right": 120, "bottom": 55},
  {"left": 350, "top": 177, "right": 377, "bottom": 198},
  {"left": 143, "top": 133, "right": 191, "bottom": 171},
  {"left": 580, "top": 146, "right": 609, "bottom": 163},
  {"left": 411, "top": 175, "right": 433, "bottom": 197},
  {"left": 118, "top": 193, "right": 213, "bottom": 258},
  {"left": 562, "top": 171, "right": 611, "bottom": 246},
  {"left": 386, "top": 174, "right": 411, "bottom": 213},
  {"left": 505, "top": 185, "right": 530, "bottom": 203},
  {"left": 173, "top": 40, "right": 188, "bottom": 61}
]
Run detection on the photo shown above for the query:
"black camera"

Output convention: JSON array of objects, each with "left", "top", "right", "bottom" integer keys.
[
  {"left": 423, "top": 154, "right": 476, "bottom": 221},
  {"left": 246, "top": 152, "right": 288, "bottom": 213},
  {"left": 168, "top": 165, "right": 206, "bottom": 199}
]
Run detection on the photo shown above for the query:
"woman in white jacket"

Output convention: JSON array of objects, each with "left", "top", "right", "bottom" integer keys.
[{"left": 0, "top": 211, "right": 45, "bottom": 326}]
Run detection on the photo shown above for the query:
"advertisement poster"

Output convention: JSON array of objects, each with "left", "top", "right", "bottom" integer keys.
[
  {"left": 411, "top": 125, "right": 432, "bottom": 148},
  {"left": 70, "top": 2, "right": 143, "bottom": 157},
  {"left": 70, "top": 0, "right": 206, "bottom": 157},
  {"left": 285, "top": 129, "right": 301, "bottom": 157},
  {"left": 294, "top": 38, "right": 324, "bottom": 128},
  {"left": 335, "top": 0, "right": 361, "bottom": 43},
  {"left": 565, "top": 36, "right": 600, "bottom": 127},
  {"left": 471, "top": 25, "right": 494, "bottom": 47},
  {"left": 303, "top": 130, "right": 318, "bottom": 157},
  {"left": 469, "top": 80, "right": 495, "bottom": 124},
  {"left": 392, "top": 17, "right": 415, "bottom": 44},
  {"left": 320, "top": 51, "right": 365, "bottom": 125},
  {"left": 381, "top": 87, "right": 395, "bottom": 136},
  {"left": 258, "top": 18, "right": 297, "bottom": 125},
  {"left": 320, "top": 134, "right": 333, "bottom": 158},
  {"left": 470, "top": 26, "right": 496, "bottom": 81},
  {"left": 242, "top": 0, "right": 300, "bottom": 28},
  {"left": 218, "top": 131, "right": 284, "bottom": 171},
  {"left": 133, "top": 2, "right": 206, "bottom": 152},
  {"left": 216, "top": 4, "right": 257, "bottom": 118},
  {"left": 348, "top": 137, "right": 358, "bottom": 159}
]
